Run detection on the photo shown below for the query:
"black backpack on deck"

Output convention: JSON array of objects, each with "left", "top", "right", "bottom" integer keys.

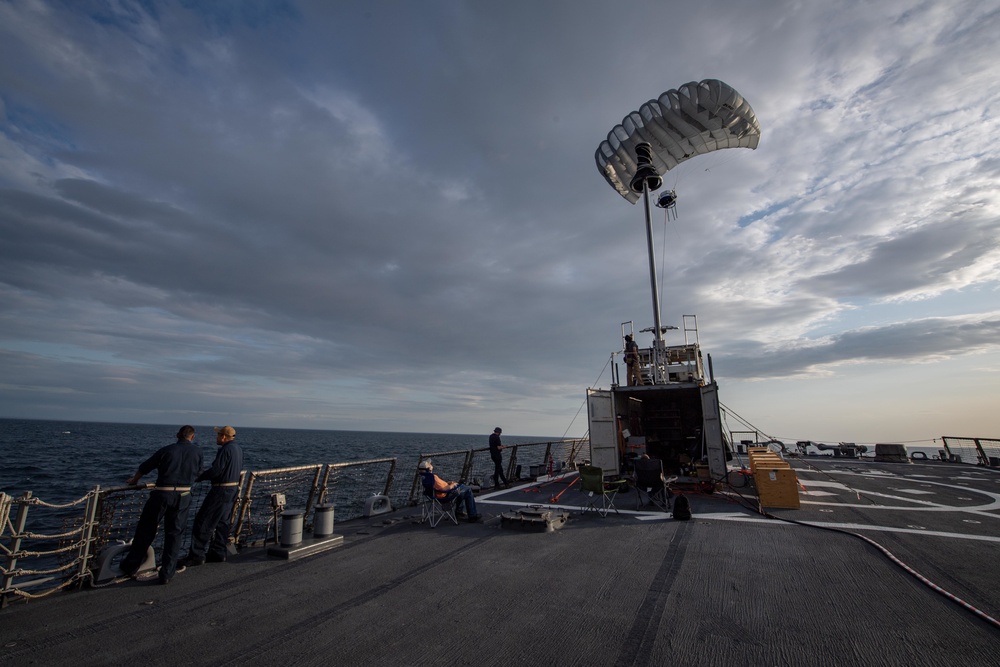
[{"left": 672, "top": 494, "right": 691, "bottom": 520}]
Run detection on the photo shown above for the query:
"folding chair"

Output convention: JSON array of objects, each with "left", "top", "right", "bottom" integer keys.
[
  {"left": 633, "top": 457, "right": 671, "bottom": 512},
  {"left": 420, "top": 476, "right": 459, "bottom": 527},
  {"left": 579, "top": 465, "right": 629, "bottom": 517}
]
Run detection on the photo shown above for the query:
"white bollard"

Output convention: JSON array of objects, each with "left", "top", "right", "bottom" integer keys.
[{"left": 280, "top": 510, "right": 304, "bottom": 546}]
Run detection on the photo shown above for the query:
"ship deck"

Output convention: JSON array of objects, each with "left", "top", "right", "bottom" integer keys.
[{"left": 2, "top": 458, "right": 999, "bottom": 666}]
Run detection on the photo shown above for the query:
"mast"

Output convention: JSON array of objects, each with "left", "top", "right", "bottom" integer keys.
[{"left": 630, "top": 143, "right": 664, "bottom": 381}]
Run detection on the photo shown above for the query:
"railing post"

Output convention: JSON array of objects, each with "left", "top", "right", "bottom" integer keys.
[
  {"left": 973, "top": 438, "right": 989, "bottom": 466},
  {"left": 507, "top": 445, "right": 519, "bottom": 482},
  {"left": 232, "top": 474, "right": 257, "bottom": 546},
  {"left": 316, "top": 465, "right": 333, "bottom": 506},
  {"left": 75, "top": 486, "right": 101, "bottom": 588},
  {"left": 2, "top": 491, "right": 32, "bottom": 609},
  {"left": 461, "top": 450, "right": 474, "bottom": 483},
  {"left": 409, "top": 455, "right": 426, "bottom": 505},
  {"left": 227, "top": 471, "right": 248, "bottom": 541},
  {"left": 382, "top": 459, "right": 396, "bottom": 498},
  {"left": 304, "top": 465, "right": 324, "bottom": 519}
]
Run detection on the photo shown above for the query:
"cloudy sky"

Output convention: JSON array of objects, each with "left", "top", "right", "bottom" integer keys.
[{"left": 1, "top": 0, "right": 998, "bottom": 445}]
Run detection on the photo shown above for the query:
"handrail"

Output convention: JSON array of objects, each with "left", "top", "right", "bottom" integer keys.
[{"left": 0, "top": 440, "right": 588, "bottom": 605}]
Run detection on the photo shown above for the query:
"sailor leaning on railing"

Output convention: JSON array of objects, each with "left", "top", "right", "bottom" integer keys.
[
  {"left": 118, "top": 425, "right": 203, "bottom": 585},
  {"left": 179, "top": 425, "right": 244, "bottom": 569}
]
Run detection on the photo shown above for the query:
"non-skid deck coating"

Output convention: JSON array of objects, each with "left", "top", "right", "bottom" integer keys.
[{"left": 2, "top": 459, "right": 999, "bottom": 666}]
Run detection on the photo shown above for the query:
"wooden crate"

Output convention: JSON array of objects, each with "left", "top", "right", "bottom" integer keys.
[
  {"left": 754, "top": 467, "right": 800, "bottom": 509},
  {"left": 748, "top": 452, "right": 789, "bottom": 474}
]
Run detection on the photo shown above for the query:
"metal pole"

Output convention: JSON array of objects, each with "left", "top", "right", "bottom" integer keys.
[
  {"left": 641, "top": 179, "right": 664, "bottom": 348},
  {"left": 630, "top": 142, "right": 665, "bottom": 385},
  {"left": 76, "top": 486, "right": 101, "bottom": 588}
]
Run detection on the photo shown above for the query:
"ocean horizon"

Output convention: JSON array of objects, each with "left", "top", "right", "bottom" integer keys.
[{"left": 0, "top": 417, "right": 557, "bottom": 503}]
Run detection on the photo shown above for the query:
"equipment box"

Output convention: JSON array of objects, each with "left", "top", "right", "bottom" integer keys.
[
  {"left": 500, "top": 506, "right": 568, "bottom": 533},
  {"left": 755, "top": 467, "right": 800, "bottom": 509}
]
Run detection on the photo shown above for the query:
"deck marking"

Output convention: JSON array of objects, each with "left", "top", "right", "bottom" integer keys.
[
  {"left": 614, "top": 522, "right": 691, "bottom": 666},
  {"left": 697, "top": 513, "right": 1000, "bottom": 543},
  {"left": 793, "top": 471, "right": 1000, "bottom": 512},
  {"left": 796, "top": 480, "right": 851, "bottom": 490}
]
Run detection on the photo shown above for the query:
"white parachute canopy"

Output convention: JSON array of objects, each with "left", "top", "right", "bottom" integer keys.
[{"left": 596, "top": 79, "right": 761, "bottom": 204}]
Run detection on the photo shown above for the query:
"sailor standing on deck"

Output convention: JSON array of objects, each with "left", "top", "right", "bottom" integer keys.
[
  {"left": 181, "top": 426, "right": 243, "bottom": 567},
  {"left": 625, "top": 334, "right": 645, "bottom": 386},
  {"left": 489, "top": 427, "right": 509, "bottom": 489},
  {"left": 119, "top": 425, "right": 203, "bottom": 584}
]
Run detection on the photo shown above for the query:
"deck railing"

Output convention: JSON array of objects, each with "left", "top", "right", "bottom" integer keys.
[
  {"left": 1, "top": 438, "right": 586, "bottom": 606},
  {"left": 941, "top": 436, "right": 1000, "bottom": 467},
  {"left": 406, "top": 438, "right": 587, "bottom": 504}
]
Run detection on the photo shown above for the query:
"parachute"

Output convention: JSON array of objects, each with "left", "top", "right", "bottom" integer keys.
[{"left": 595, "top": 79, "right": 761, "bottom": 203}]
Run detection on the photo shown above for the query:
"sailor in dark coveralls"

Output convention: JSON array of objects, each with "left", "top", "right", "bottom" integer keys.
[
  {"left": 181, "top": 425, "right": 243, "bottom": 567},
  {"left": 489, "top": 427, "right": 509, "bottom": 489},
  {"left": 624, "top": 334, "right": 645, "bottom": 386},
  {"left": 119, "top": 425, "right": 203, "bottom": 584}
]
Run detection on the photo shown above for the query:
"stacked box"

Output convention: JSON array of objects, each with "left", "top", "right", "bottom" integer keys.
[
  {"left": 748, "top": 453, "right": 789, "bottom": 475},
  {"left": 748, "top": 450, "right": 800, "bottom": 509},
  {"left": 754, "top": 467, "right": 800, "bottom": 509}
]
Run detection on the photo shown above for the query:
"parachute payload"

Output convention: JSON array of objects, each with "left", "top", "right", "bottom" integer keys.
[{"left": 595, "top": 79, "right": 761, "bottom": 203}]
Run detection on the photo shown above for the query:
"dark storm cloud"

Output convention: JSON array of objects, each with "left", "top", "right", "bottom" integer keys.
[{"left": 0, "top": 0, "right": 998, "bottom": 436}]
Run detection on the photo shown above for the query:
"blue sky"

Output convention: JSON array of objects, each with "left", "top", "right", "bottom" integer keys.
[{"left": 1, "top": 0, "right": 998, "bottom": 444}]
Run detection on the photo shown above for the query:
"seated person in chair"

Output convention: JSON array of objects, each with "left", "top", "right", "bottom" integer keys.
[{"left": 418, "top": 459, "right": 481, "bottom": 522}]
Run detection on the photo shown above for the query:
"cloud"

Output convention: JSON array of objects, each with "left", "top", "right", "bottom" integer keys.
[
  {"left": 0, "top": 0, "right": 999, "bottom": 440},
  {"left": 718, "top": 312, "right": 1000, "bottom": 379}
]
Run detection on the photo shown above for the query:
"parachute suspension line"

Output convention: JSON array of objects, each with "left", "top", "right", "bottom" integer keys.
[
  {"left": 702, "top": 151, "right": 744, "bottom": 174},
  {"left": 659, "top": 208, "right": 668, "bottom": 314},
  {"left": 669, "top": 161, "right": 688, "bottom": 189},
  {"left": 655, "top": 189, "right": 679, "bottom": 318}
]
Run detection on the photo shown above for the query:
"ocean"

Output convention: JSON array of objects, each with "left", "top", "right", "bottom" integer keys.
[{"left": 0, "top": 418, "right": 553, "bottom": 504}]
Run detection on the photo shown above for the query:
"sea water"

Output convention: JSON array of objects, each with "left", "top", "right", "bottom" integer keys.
[{"left": 0, "top": 418, "right": 550, "bottom": 503}]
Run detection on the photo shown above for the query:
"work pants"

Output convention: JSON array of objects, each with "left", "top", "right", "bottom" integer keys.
[
  {"left": 628, "top": 360, "right": 645, "bottom": 386},
  {"left": 121, "top": 490, "right": 192, "bottom": 580},
  {"left": 491, "top": 454, "right": 508, "bottom": 488},
  {"left": 448, "top": 485, "right": 478, "bottom": 517},
  {"left": 188, "top": 486, "right": 238, "bottom": 562}
]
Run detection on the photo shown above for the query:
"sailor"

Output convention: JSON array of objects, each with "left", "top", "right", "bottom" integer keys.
[
  {"left": 119, "top": 425, "right": 203, "bottom": 584},
  {"left": 489, "top": 427, "right": 509, "bottom": 489},
  {"left": 625, "top": 334, "right": 645, "bottom": 386},
  {"left": 418, "top": 459, "right": 481, "bottom": 522},
  {"left": 181, "top": 425, "right": 244, "bottom": 567}
]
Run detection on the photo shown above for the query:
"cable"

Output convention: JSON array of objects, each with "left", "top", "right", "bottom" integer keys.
[
  {"left": 760, "top": 508, "right": 1000, "bottom": 631},
  {"left": 560, "top": 355, "right": 616, "bottom": 440}
]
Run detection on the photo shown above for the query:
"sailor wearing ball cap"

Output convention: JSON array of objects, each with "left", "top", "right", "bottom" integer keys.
[
  {"left": 181, "top": 426, "right": 244, "bottom": 567},
  {"left": 489, "top": 427, "right": 509, "bottom": 489}
]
